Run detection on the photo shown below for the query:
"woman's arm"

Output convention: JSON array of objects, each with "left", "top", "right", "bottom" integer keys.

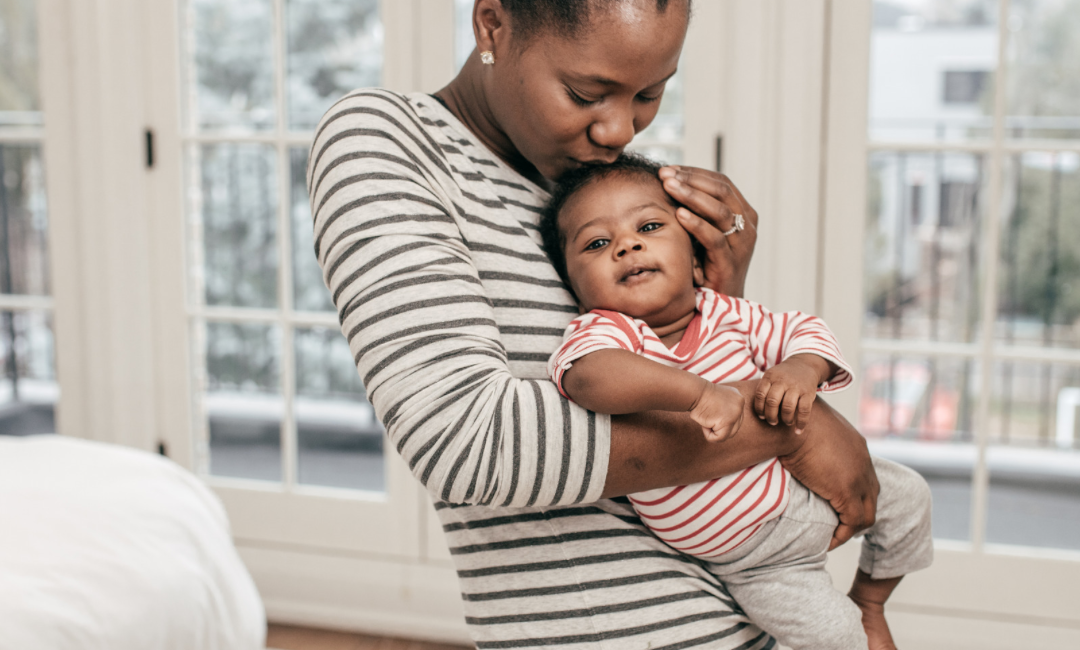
[
  {"left": 604, "top": 381, "right": 879, "bottom": 549},
  {"left": 310, "top": 90, "right": 609, "bottom": 508}
]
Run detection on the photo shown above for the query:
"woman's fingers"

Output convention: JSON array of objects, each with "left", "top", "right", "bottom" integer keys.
[
  {"left": 661, "top": 166, "right": 758, "bottom": 232},
  {"left": 663, "top": 177, "right": 742, "bottom": 234},
  {"left": 676, "top": 207, "right": 728, "bottom": 252}
]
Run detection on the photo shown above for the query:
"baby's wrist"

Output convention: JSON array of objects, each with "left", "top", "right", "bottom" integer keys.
[
  {"left": 687, "top": 377, "right": 711, "bottom": 412},
  {"left": 788, "top": 353, "right": 833, "bottom": 386}
]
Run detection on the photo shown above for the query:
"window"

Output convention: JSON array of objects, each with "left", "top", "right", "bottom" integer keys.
[
  {"left": 942, "top": 69, "right": 990, "bottom": 104},
  {"left": 181, "top": 0, "right": 386, "bottom": 491},
  {"left": 865, "top": 0, "right": 1080, "bottom": 552},
  {"left": 0, "top": 0, "right": 56, "bottom": 437}
]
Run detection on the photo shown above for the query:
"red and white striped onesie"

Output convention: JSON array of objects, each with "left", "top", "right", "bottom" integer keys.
[{"left": 549, "top": 288, "right": 853, "bottom": 559}]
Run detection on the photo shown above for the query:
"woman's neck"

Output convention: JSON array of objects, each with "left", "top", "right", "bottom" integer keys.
[{"left": 434, "top": 56, "right": 550, "bottom": 190}]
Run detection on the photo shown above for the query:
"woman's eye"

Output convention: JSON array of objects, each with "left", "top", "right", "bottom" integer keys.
[
  {"left": 584, "top": 239, "right": 608, "bottom": 251},
  {"left": 637, "top": 93, "right": 662, "bottom": 104},
  {"left": 567, "top": 88, "right": 599, "bottom": 107},
  {"left": 640, "top": 222, "right": 661, "bottom": 232}
]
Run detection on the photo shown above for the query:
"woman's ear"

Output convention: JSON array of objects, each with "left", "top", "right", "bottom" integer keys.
[
  {"left": 692, "top": 255, "right": 705, "bottom": 287},
  {"left": 473, "top": 0, "right": 509, "bottom": 58}
]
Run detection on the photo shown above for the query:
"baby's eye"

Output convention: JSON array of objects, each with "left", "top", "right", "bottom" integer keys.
[
  {"left": 584, "top": 238, "right": 609, "bottom": 251},
  {"left": 640, "top": 222, "right": 662, "bottom": 232}
]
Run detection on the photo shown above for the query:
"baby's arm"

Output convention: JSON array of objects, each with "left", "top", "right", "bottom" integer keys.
[
  {"left": 755, "top": 354, "right": 837, "bottom": 433},
  {"left": 563, "top": 350, "right": 745, "bottom": 442},
  {"left": 738, "top": 299, "right": 853, "bottom": 433}
]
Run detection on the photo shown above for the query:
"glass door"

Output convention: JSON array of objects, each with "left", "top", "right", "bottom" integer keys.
[
  {"left": 0, "top": 0, "right": 57, "bottom": 438},
  {"left": 164, "top": 0, "right": 421, "bottom": 556},
  {"left": 822, "top": 0, "right": 1080, "bottom": 637},
  {"left": 861, "top": 0, "right": 1080, "bottom": 554}
]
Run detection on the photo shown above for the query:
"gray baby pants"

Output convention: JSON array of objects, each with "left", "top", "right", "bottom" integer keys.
[{"left": 703, "top": 456, "right": 933, "bottom": 650}]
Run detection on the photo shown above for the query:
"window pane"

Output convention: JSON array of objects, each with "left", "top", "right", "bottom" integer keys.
[
  {"left": 286, "top": 0, "right": 382, "bottom": 131},
  {"left": 204, "top": 321, "right": 282, "bottom": 481},
  {"left": 454, "top": 0, "right": 474, "bottom": 70},
  {"left": 861, "top": 353, "right": 978, "bottom": 541},
  {"left": 0, "top": 0, "right": 42, "bottom": 127},
  {"left": 869, "top": 0, "right": 999, "bottom": 142},
  {"left": 1006, "top": 0, "right": 1080, "bottom": 140},
  {"left": 865, "top": 151, "right": 985, "bottom": 343},
  {"left": 986, "top": 362, "right": 1080, "bottom": 550},
  {"left": 0, "top": 310, "right": 55, "bottom": 436},
  {"left": 290, "top": 146, "right": 333, "bottom": 312},
  {"left": 186, "top": 0, "right": 275, "bottom": 132},
  {"left": 295, "top": 326, "right": 384, "bottom": 491},
  {"left": 628, "top": 145, "right": 683, "bottom": 166},
  {"left": 629, "top": 67, "right": 684, "bottom": 165},
  {"left": 188, "top": 143, "right": 279, "bottom": 309},
  {"left": 997, "top": 152, "right": 1080, "bottom": 349},
  {"left": 0, "top": 144, "right": 48, "bottom": 296}
]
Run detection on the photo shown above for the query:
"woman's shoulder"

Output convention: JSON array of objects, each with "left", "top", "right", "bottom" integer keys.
[
  {"left": 307, "top": 89, "right": 459, "bottom": 192},
  {"left": 313, "top": 88, "right": 434, "bottom": 139}
]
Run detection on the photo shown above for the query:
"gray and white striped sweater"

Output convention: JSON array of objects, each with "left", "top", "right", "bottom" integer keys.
[{"left": 309, "top": 89, "right": 774, "bottom": 650}]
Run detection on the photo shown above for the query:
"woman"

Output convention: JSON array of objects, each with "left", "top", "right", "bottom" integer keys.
[{"left": 308, "top": 0, "right": 878, "bottom": 647}]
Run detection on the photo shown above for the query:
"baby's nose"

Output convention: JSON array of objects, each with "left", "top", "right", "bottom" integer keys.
[{"left": 615, "top": 240, "right": 644, "bottom": 258}]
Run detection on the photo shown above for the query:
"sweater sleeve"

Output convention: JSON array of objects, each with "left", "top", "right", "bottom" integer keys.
[
  {"left": 739, "top": 298, "right": 854, "bottom": 393},
  {"left": 308, "top": 90, "right": 609, "bottom": 507}
]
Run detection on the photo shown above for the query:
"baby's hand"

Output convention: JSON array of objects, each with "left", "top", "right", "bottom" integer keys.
[
  {"left": 754, "top": 355, "right": 830, "bottom": 433},
  {"left": 689, "top": 381, "right": 746, "bottom": 442}
]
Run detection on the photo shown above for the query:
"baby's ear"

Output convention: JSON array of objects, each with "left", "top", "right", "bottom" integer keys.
[{"left": 692, "top": 255, "right": 705, "bottom": 287}]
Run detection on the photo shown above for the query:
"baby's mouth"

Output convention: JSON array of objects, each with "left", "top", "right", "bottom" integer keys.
[{"left": 620, "top": 264, "right": 659, "bottom": 283}]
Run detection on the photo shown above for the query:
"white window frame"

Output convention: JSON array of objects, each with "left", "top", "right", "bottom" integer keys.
[{"left": 818, "top": 0, "right": 1080, "bottom": 640}]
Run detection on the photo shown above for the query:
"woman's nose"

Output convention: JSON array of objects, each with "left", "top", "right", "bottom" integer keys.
[{"left": 589, "top": 105, "right": 636, "bottom": 151}]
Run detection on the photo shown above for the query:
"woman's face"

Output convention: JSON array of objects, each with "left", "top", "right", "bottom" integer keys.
[{"left": 487, "top": 1, "right": 688, "bottom": 181}]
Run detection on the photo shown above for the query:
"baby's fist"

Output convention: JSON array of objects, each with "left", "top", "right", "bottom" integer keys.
[{"left": 690, "top": 382, "right": 745, "bottom": 442}]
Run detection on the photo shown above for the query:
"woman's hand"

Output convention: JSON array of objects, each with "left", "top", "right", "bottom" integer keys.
[
  {"left": 777, "top": 397, "right": 880, "bottom": 550},
  {"left": 605, "top": 383, "right": 879, "bottom": 551},
  {"left": 658, "top": 166, "right": 758, "bottom": 298}
]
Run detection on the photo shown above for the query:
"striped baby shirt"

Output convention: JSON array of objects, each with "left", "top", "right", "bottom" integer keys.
[
  {"left": 549, "top": 288, "right": 853, "bottom": 558},
  {"left": 309, "top": 89, "right": 783, "bottom": 650}
]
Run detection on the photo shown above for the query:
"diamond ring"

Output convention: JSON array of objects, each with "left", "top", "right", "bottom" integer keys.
[{"left": 721, "top": 213, "right": 745, "bottom": 237}]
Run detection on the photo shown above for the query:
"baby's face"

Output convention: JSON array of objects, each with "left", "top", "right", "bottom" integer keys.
[{"left": 560, "top": 173, "right": 702, "bottom": 327}]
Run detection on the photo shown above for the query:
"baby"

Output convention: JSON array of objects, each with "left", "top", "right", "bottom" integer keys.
[{"left": 541, "top": 154, "right": 933, "bottom": 650}]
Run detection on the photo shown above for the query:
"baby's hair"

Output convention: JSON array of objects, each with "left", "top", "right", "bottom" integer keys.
[{"left": 540, "top": 153, "right": 666, "bottom": 290}]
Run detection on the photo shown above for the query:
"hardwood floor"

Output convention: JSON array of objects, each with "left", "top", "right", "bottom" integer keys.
[{"left": 266, "top": 624, "right": 473, "bottom": 650}]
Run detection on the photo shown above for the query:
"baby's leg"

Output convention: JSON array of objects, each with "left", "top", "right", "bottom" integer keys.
[
  {"left": 851, "top": 456, "right": 934, "bottom": 650},
  {"left": 848, "top": 569, "right": 902, "bottom": 650},
  {"left": 706, "top": 479, "right": 868, "bottom": 650},
  {"left": 859, "top": 457, "right": 934, "bottom": 580},
  {"left": 725, "top": 558, "right": 868, "bottom": 650}
]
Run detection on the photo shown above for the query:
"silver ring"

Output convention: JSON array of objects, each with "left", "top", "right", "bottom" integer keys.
[{"left": 721, "top": 213, "right": 745, "bottom": 237}]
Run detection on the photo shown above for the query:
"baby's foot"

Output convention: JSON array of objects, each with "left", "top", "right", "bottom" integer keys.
[{"left": 849, "top": 595, "right": 898, "bottom": 650}]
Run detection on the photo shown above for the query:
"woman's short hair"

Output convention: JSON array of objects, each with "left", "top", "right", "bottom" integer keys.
[{"left": 502, "top": 0, "right": 689, "bottom": 42}]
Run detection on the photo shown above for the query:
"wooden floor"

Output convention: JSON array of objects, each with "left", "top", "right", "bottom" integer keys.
[{"left": 266, "top": 624, "right": 472, "bottom": 650}]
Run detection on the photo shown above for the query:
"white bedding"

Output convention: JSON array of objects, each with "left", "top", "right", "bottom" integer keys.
[{"left": 0, "top": 435, "right": 265, "bottom": 650}]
